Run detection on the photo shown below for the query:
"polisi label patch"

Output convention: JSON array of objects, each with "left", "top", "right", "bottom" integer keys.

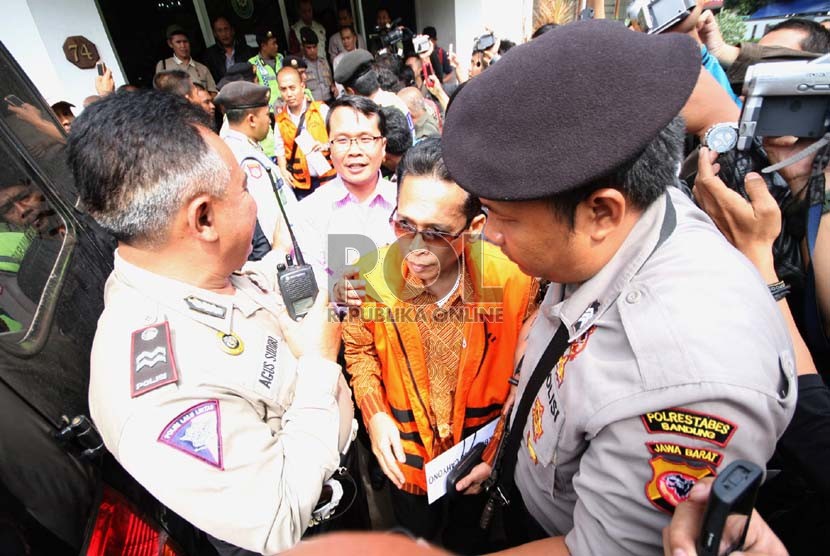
[{"left": 131, "top": 322, "right": 179, "bottom": 398}]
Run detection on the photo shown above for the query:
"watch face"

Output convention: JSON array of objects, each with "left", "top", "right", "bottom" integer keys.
[{"left": 706, "top": 124, "right": 738, "bottom": 154}]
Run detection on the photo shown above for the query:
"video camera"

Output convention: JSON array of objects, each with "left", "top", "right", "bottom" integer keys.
[
  {"left": 738, "top": 54, "right": 830, "bottom": 151},
  {"left": 375, "top": 18, "right": 413, "bottom": 49},
  {"left": 628, "top": 0, "right": 697, "bottom": 34}
]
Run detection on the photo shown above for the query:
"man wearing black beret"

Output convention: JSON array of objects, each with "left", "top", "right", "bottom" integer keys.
[{"left": 443, "top": 20, "right": 796, "bottom": 555}]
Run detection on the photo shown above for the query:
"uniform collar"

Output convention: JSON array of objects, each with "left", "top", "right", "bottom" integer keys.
[
  {"left": 224, "top": 127, "right": 263, "bottom": 151},
  {"left": 113, "top": 250, "right": 265, "bottom": 333},
  {"left": 173, "top": 55, "right": 194, "bottom": 67},
  {"left": 542, "top": 191, "right": 677, "bottom": 339}
]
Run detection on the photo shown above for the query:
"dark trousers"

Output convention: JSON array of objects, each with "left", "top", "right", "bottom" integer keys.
[{"left": 388, "top": 488, "right": 490, "bottom": 555}]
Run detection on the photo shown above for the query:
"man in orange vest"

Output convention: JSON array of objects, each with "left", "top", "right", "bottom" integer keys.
[
  {"left": 274, "top": 66, "right": 336, "bottom": 199},
  {"left": 342, "top": 137, "right": 536, "bottom": 554}
]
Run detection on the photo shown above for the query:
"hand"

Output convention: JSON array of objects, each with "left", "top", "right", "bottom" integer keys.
[
  {"left": 697, "top": 10, "right": 726, "bottom": 54},
  {"left": 482, "top": 29, "right": 501, "bottom": 64},
  {"left": 333, "top": 266, "right": 365, "bottom": 306},
  {"left": 454, "top": 461, "right": 492, "bottom": 495},
  {"left": 7, "top": 102, "right": 44, "bottom": 126},
  {"left": 503, "top": 383, "right": 517, "bottom": 416},
  {"left": 424, "top": 75, "right": 442, "bottom": 96},
  {"left": 277, "top": 290, "right": 341, "bottom": 362},
  {"left": 95, "top": 66, "right": 115, "bottom": 97},
  {"left": 693, "top": 147, "right": 781, "bottom": 274},
  {"left": 368, "top": 412, "right": 406, "bottom": 488},
  {"left": 662, "top": 478, "right": 787, "bottom": 556}
]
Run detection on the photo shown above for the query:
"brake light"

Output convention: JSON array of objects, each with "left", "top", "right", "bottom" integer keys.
[{"left": 86, "top": 486, "right": 184, "bottom": 556}]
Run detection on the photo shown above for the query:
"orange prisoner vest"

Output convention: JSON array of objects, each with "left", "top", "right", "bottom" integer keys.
[
  {"left": 350, "top": 239, "right": 533, "bottom": 491},
  {"left": 275, "top": 101, "right": 336, "bottom": 190}
]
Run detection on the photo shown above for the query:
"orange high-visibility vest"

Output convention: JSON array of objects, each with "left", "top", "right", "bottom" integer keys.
[
  {"left": 351, "top": 239, "right": 533, "bottom": 491},
  {"left": 275, "top": 101, "right": 336, "bottom": 190}
]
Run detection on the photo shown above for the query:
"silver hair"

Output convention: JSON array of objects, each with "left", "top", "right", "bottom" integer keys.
[{"left": 91, "top": 147, "right": 229, "bottom": 246}]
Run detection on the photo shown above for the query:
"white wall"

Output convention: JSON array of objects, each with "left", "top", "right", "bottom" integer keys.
[
  {"left": 2, "top": 0, "right": 125, "bottom": 112},
  {"left": 452, "top": 0, "right": 532, "bottom": 68},
  {"left": 415, "top": 0, "right": 457, "bottom": 53}
]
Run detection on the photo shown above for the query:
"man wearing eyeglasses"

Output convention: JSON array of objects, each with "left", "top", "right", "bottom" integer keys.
[
  {"left": 294, "top": 95, "right": 397, "bottom": 292},
  {"left": 341, "top": 137, "right": 536, "bottom": 554}
]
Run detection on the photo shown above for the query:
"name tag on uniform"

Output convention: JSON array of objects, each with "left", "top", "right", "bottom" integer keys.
[
  {"left": 424, "top": 417, "right": 498, "bottom": 504},
  {"left": 131, "top": 322, "right": 179, "bottom": 398}
]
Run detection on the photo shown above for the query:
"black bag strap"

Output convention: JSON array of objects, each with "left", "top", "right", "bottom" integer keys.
[{"left": 497, "top": 324, "right": 570, "bottom": 502}]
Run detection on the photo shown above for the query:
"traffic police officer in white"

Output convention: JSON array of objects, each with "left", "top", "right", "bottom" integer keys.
[
  {"left": 442, "top": 21, "right": 797, "bottom": 555},
  {"left": 67, "top": 90, "right": 354, "bottom": 555},
  {"left": 216, "top": 81, "right": 298, "bottom": 255}
]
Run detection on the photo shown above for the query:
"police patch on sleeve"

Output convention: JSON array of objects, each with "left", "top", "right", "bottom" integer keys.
[
  {"left": 158, "top": 400, "right": 223, "bottom": 469},
  {"left": 131, "top": 322, "right": 179, "bottom": 398},
  {"left": 645, "top": 456, "right": 714, "bottom": 513},
  {"left": 640, "top": 407, "right": 737, "bottom": 447}
]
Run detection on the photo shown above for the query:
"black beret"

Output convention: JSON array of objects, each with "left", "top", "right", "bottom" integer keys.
[
  {"left": 214, "top": 81, "right": 270, "bottom": 109},
  {"left": 256, "top": 29, "right": 276, "bottom": 45},
  {"left": 333, "top": 49, "right": 374, "bottom": 85},
  {"left": 300, "top": 26, "right": 318, "bottom": 45},
  {"left": 442, "top": 20, "right": 701, "bottom": 201},
  {"left": 284, "top": 55, "right": 308, "bottom": 70}
]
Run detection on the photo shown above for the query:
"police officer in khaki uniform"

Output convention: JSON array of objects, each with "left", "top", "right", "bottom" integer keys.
[
  {"left": 68, "top": 89, "right": 354, "bottom": 555},
  {"left": 442, "top": 21, "right": 797, "bottom": 555}
]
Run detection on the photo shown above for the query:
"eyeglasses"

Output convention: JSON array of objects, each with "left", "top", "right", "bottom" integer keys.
[
  {"left": 389, "top": 208, "right": 472, "bottom": 244},
  {"left": 329, "top": 135, "right": 383, "bottom": 152}
]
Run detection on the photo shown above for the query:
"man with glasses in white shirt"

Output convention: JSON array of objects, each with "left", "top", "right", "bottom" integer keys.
[{"left": 294, "top": 95, "right": 397, "bottom": 296}]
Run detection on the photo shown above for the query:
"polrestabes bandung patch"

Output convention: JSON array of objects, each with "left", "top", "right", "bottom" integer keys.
[
  {"left": 131, "top": 322, "right": 179, "bottom": 398},
  {"left": 641, "top": 408, "right": 737, "bottom": 447},
  {"left": 646, "top": 442, "right": 723, "bottom": 467},
  {"left": 246, "top": 162, "right": 263, "bottom": 179},
  {"left": 646, "top": 456, "right": 715, "bottom": 513},
  {"left": 158, "top": 400, "right": 223, "bottom": 469}
]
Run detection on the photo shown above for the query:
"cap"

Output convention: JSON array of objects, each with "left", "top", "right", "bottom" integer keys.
[
  {"left": 284, "top": 55, "right": 308, "bottom": 70},
  {"left": 333, "top": 49, "right": 374, "bottom": 85},
  {"left": 256, "top": 29, "right": 276, "bottom": 45},
  {"left": 441, "top": 19, "right": 701, "bottom": 201},
  {"left": 214, "top": 81, "right": 270, "bottom": 110},
  {"left": 300, "top": 26, "right": 318, "bottom": 45},
  {"left": 50, "top": 101, "right": 76, "bottom": 116},
  {"left": 217, "top": 62, "right": 255, "bottom": 90},
  {"left": 166, "top": 24, "right": 188, "bottom": 39}
]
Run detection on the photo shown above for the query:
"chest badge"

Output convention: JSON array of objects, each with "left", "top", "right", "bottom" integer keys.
[
  {"left": 218, "top": 331, "right": 245, "bottom": 355},
  {"left": 531, "top": 398, "right": 544, "bottom": 442},
  {"left": 185, "top": 296, "right": 227, "bottom": 319}
]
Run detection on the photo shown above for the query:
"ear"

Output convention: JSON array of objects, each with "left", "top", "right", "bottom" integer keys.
[
  {"left": 186, "top": 193, "right": 221, "bottom": 243},
  {"left": 345, "top": 86, "right": 356, "bottom": 95},
  {"left": 380, "top": 136, "right": 387, "bottom": 159},
  {"left": 575, "top": 188, "right": 627, "bottom": 242},
  {"left": 468, "top": 213, "right": 486, "bottom": 235},
  {"left": 246, "top": 111, "right": 258, "bottom": 129},
  {"left": 167, "top": 39, "right": 174, "bottom": 49}
]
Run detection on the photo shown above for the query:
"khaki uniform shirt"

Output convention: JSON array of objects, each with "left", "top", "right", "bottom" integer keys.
[
  {"left": 89, "top": 251, "right": 354, "bottom": 554},
  {"left": 155, "top": 56, "right": 217, "bottom": 93},
  {"left": 513, "top": 188, "right": 797, "bottom": 555}
]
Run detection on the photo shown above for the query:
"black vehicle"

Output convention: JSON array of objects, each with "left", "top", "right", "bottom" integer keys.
[{"left": 0, "top": 41, "right": 216, "bottom": 555}]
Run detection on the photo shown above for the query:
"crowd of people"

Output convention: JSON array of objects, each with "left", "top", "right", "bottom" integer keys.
[{"left": 10, "top": 0, "right": 829, "bottom": 554}]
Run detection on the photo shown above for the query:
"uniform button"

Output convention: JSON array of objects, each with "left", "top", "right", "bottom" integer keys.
[{"left": 625, "top": 290, "right": 642, "bottom": 304}]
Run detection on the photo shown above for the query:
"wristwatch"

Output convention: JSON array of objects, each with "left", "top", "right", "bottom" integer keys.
[{"left": 703, "top": 122, "right": 739, "bottom": 154}]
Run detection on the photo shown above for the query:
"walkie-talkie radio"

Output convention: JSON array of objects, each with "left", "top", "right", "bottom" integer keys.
[{"left": 239, "top": 157, "right": 318, "bottom": 320}]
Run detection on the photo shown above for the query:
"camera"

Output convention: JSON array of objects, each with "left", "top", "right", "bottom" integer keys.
[
  {"left": 474, "top": 33, "right": 495, "bottom": 52},
  {"left": 376, "top": 18, "right": 412, "bottom": 49},
  {"left": 413, "top": 34, "right": 431, "bottom": 54},
  {"left": 628, "top": 0, "right": 697, "bottom": 34},
  {"left": 738, "top": 54, "right": 830, "bottom": 150}
]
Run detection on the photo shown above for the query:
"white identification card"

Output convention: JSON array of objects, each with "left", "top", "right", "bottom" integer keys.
[
  {"left": 295, "top": 130, "right": 332, "bottom": 175},
  {"left": 424, "top": 417, "right": 499, "bottom": 504}
]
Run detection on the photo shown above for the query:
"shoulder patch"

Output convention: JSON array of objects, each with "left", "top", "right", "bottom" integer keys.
[
  {"left": 158, "top": 400, "right": 223, "bottom": 469},
  {"left": 131, "top": 322, "right": 179, "bottom": 398},
  {"left": 645, "top": 456, "right": 715, "bottom": 513},
  {"left": 641, "top": 407, "right": 737, "bottom": 447},
  {"left": 646, "top": 442, "right": 723, "bottom": 467},
  {"left": 246, "top": 162, "right": 263, "bottom": 179}
]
